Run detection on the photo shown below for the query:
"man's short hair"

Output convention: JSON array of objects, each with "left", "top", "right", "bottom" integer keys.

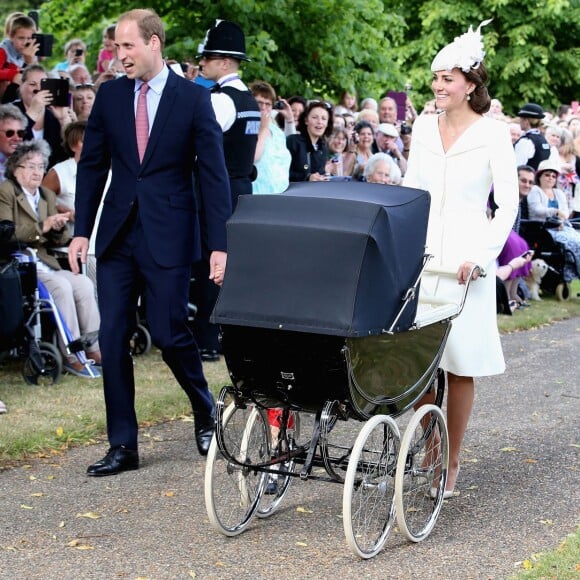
[
  {"left": 517, "top": 165, "right": 535, "bottom": 175},
  {"left": 8, "top": 15, "right": 36, "bottom": 36},
  {"left": 118, "top": 9, "right": 165, "bottom": 50}
]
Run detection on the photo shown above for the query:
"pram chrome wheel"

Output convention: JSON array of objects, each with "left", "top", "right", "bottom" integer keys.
[
  {"left": 343, "top": 414, "right": 400, "bottom": 559},
  {"left": 256, "top": 410, "right": 299, "bottom": 518},
  {"left": 395, "top": 404, "right": 448, "bottom": 542},
  {"left": 22, "top": 342, "right": 62, "bottom": 385},
  {"left": 205, "top": 403, "right": 268, "bottom": 536}
]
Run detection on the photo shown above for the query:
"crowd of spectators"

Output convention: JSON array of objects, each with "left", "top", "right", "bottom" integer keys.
[{"left": 0, "top": 8, "right": 579, "bottom": 413}]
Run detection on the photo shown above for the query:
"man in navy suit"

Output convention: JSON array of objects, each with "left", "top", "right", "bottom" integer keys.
[{"left": 68, "top": 8, "right": 231, "bottom": 476}]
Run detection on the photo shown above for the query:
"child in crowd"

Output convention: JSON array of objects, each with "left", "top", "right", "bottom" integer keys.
[
  {"left": 0, "top": 14, "right": 37, "bottom": 100},
  {"left": 96, "top": 25, "right": 116, "bottom": 73}
]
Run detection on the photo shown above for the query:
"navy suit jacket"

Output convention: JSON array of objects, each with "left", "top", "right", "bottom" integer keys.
[{"left": 75, "top": 69, "right": 231, "bottom": 268}]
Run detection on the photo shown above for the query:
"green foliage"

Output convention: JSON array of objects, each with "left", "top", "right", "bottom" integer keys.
[
  {"left": 35, "top": 0, "right": 579, "bottom": 110},
  {"left": 388, "top": 0, "right": 580, "bottom": 112}
]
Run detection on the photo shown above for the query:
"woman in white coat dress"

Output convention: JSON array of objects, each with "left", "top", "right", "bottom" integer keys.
[{"left": 403, "top": 21, "right": 518, "bottom": 497}]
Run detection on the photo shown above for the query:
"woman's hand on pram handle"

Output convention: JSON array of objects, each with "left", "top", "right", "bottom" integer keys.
[{"left": 456, "top": 261, "right": 485, "bottom": 285}]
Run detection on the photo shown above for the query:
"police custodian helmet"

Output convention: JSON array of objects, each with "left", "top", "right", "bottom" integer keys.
[{"left": 196, "top": 20, "right": 251, "bottom": 62}]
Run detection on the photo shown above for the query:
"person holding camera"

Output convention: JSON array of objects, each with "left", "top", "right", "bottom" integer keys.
[
  {"left": 10, "top": 64, "right": 70, "bottom": 168},
  {"left": 0, "top": 14, "right": 39, "bottom": 103},
  {"left": 250, "top": 80, "right": 292, "bottom": 195},
  {"left": 53, "top": 39, "right": 86, "bottom": 75}
]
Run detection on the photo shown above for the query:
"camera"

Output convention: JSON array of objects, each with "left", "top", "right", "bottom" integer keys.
[
  {"left": 74, "top": 48, "right": 84, "bottom": 57},
  {"left": 272, "top": 100, "right": 285, "bottom": 110},
  {"left": 351, "top": 131, "right": 360, "bottom": 145},
  {"left": 400, "top": 122, "right": 412, "bottom": 136},
  {"left": 40, "top": 78, "right": 70, "bottom": 107},
  {"left": 31, "top": 33, "right": 54, "bottom": 57}
]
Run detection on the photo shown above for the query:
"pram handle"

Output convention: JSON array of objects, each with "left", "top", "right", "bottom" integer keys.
[{"left": 422, "top": 262, "right": 486, "bottom": 321}]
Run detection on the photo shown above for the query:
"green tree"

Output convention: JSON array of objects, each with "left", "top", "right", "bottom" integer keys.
[
  {"left": 36, "top": 0, "right": 579, "bottom": 111},
  {"left": 388, "top": 0, "right": 580, "bottom": 113}
]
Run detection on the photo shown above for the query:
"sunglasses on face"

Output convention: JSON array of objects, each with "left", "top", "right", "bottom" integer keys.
[
  {"left": 309, "top": 100, "right": 332, "bottom": 111},
  {"left": 0, "top": 129, "right": 26, "bottom": 138}
]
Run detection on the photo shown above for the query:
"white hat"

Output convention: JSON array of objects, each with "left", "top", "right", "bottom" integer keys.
[
  {"left": 376, "top": 123, "right": 399, "bottom": 138},
  {"left": 431, "top": 19, "right": 492, "bottom": 73},
  {"left": 536, "top": 159, "right": 561, "bottom": 176}
]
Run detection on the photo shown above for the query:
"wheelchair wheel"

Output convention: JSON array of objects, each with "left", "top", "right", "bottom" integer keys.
[
  {"left": 204, "top": 403, "right": 268, "bottom": 536},
  {"left": 555, "top": 282, "right": 569, "bottom": 301},
  {"left": 395, "top": 404, "right": 448, "bottom": 543},
  {"left": 129, "top": 324, "right": 152, "bottom": 356},
  {"left": 256, "top": 410, "right": 299, "bottom": 518},
  {"left": 343, "top": 414, "right": 400, "bottom": 559},
  {"left": 22, "top": 342, "right": 62, "bottom": 386}
]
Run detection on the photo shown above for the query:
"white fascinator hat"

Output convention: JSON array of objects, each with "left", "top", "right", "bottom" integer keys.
[{"left": 431, "top": 19, "right": 492, "bottom": 73}]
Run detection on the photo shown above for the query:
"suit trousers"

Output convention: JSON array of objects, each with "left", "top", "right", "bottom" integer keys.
[
  {"left": 97, "top": 210, "right": 214, "bottom": 450},
  {"left": 37, "top": 268, "right": 100, "bottom": 361}
]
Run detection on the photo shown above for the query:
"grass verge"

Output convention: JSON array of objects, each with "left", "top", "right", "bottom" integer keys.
[{"left": 511, "top": 527, "right": 580, "bottom": 578}]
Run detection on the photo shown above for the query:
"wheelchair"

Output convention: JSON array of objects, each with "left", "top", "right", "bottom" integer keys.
[
  {"left": 519, "top": 219, "right": 579, "bottom": 300},
  {"left": 1, "top": 227, "right": 99, "bottom": 384}
]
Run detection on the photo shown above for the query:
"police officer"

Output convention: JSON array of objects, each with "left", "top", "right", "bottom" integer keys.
[
  {"left": 197, "top": 19, "right": 260, "bottom": 207},
  {"left": 193, "top": 20, "right": 260, "bottom": 361},
  {"left": 514, "top": 103, "right": 550, "bottom": 170}
]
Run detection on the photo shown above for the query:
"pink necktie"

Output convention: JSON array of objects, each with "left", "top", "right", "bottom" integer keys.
[{"left": 135, "top": 82, "right": 149, "bottom": 162}]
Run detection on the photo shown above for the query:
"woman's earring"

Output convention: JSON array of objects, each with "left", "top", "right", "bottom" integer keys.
[{"left": 466, "top": 93, "right": 471, "bottom": 101}]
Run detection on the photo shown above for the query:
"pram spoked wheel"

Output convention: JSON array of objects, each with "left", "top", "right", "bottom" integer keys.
[
  {"left": 204, "top": 403, "right": 269, "bottom": 536},
  {"left": 129, "top": 324, "right": 152, "bottom": 356},
  {"left": 256, "top": 409, "right": 299, "bottom": 519},
  {"left": 22, "top": 341, "right": 62, "bottom": 385},
  {"left": 343, "top": 415, "right": 400, "bottom": 559},
  {"left": 395, "top": 404, "right": 448, "bottom": 542}
]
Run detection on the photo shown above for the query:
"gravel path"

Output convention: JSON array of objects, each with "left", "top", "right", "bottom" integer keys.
[{"left": 1, "top": 318, "right": 578, "bottom": 579}]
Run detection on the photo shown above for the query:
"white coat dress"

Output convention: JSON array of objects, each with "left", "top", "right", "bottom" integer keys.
[{"left": 404, "top": 114, "right": 518, "bottom": 376}]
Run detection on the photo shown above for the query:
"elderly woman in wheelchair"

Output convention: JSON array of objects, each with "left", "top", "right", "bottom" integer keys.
[
  {"left": 527, "top": 160, "right": 580, "bottom": 283},
  {"left": 0, "top": 140, "right": 101, "bottom": 378}
]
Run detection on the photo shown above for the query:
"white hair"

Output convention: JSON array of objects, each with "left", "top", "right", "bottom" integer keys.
[{"left": 363, "top": 152, "right": 402, "bottom": 184}]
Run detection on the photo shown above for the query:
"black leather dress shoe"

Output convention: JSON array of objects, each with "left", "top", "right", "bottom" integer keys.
[
  {"left": 200, "top": 349, "right": 220, "bottom": 362},
  {"left": 87, "top": 446, "right": 139, "bottom": 476},
  {"left": 195, "top": 419, "right": 215, "bottom": 456}
]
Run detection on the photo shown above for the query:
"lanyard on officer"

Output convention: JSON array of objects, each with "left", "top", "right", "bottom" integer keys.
[{"left": 219, "top": 74, "right": 240, "bottom": 87}]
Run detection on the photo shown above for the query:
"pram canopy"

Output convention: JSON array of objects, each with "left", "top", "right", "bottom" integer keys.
[{"left": 212, "top": 181, "right": 430, "bottom": 336}]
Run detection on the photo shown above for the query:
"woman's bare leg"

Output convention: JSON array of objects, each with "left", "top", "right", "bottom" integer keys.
[{"left": 446, "top": 372, "right": 474, "bottom": 491}]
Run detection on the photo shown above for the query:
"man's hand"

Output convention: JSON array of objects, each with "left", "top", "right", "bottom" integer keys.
[
  {"left": 68, "top": 236, "right": 89, "bottom": 274},
  {"left": 209, "top": 250, "right": 227, "bottom": 286}
]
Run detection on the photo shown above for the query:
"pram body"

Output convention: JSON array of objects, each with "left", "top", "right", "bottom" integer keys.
[{"left": 204, "top": 182, "right": 478, "bottom": 558}]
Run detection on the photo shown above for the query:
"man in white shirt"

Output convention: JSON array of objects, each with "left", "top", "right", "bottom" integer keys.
[
  {"left": 514, "top": 103, "right": 550, "bottom": 170},
  {"left": 193, "top": 20, "right": 260, "bottom": 362}
]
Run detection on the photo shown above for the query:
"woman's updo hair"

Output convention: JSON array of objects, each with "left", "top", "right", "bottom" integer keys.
[{"left": 463, "top": 61, "right": 491, "bottom": 115}]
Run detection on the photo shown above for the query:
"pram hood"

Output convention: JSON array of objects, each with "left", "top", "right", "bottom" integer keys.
[{"left": 212, "top": 181, "right": 430, "bottom": 336}]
